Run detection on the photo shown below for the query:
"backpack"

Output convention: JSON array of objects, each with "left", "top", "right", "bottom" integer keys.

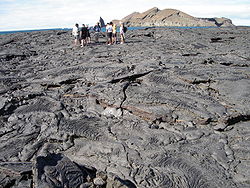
[
  {"left": 94, "top": 25, "right": 101, "bottom": 32},
  {"left": 123, "top": 26, "right": 128, "bottom": 33}
]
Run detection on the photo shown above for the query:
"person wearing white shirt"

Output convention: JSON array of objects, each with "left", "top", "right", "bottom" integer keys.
[
  {"left": 120, "top": 22, "right": 125, "bottom": 44},
  {"left": 72, "top": 23, "right": 80, "bottom": 46},
  {"left": 106, "top": 22, "right": 113, "bottom": 45}
]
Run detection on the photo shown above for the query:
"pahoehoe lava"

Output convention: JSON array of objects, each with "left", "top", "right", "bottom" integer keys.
[{"left": 0, "top": 27, "right": 250, "bottom": 187}]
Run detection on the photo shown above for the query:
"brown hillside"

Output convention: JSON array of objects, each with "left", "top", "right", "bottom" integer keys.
[{"left": 115, "top": 7, "right": 234, "bottom": 27}]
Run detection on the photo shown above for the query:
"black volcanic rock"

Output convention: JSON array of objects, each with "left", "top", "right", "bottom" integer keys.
[{"left": 0, "top": 27, "right": 249, "bottom": 188}]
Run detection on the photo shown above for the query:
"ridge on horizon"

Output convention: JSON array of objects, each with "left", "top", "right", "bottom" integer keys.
[{"left": 113, "top": 7, "right": 234, "bottom": 27}]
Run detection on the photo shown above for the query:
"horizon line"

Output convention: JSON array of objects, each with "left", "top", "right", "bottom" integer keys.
[{"left": 1, "top": 25, "right": 250, "bottom": 33}]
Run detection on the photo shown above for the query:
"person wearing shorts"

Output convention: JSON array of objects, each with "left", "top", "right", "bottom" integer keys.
[
  {"left": 106, "top": 22, "right": 113, "bottom": 45},
  {"left": 72, "top": 23, "right": 80, "bottom": 46},
  {"left": 93, "top": 22, "right": 101, "bottom": 43},
  {"left": 86, "top": 25, "right": 91, "bottom": 44},
  {"left": 112, "top": 23, "right": 117, "bottom": 44},
  {"left": 120, "top": 22, "right": 125, "bottom": 44},
  {"left": 80, "top": 24, "right": 88, "bottom": 47}
]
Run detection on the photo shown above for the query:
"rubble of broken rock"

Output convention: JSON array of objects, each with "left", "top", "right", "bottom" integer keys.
[{"left": 0, "top": 27, "right": 250, "bottom": 188}]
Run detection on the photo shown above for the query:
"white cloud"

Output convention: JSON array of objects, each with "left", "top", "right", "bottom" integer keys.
[{"left": 0, "top": 0, "right": 250, "bottom": 31}]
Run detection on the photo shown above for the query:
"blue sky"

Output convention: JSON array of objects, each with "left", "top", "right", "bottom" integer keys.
[{"left": 0, "top": 0, "right": 250, "bottom": 31}]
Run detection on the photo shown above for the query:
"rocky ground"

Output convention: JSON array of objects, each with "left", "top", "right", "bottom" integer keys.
[{"left": 0, "top": 27, "right": 250, "bottom": 188}]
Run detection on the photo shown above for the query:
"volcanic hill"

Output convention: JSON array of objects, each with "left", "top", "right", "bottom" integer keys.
[{"left": 114, "top": 7, "right": 234, "bottom": 27}]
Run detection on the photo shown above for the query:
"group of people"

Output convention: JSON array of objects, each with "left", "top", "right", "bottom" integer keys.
[
  {"left": 72, "top": 23, "right": 91, "bottom": 47},
  {"left": 72, "top": 21, "right": 126, "bottom": 47},
  {"left": 105, "top": 22, "right": 126, "bottom": 45}
]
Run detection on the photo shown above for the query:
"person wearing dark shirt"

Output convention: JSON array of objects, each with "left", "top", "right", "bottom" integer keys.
[
  {"left": 93, "top": 22, "right": 101, "bottom": 43},
  {"left": 86, "top": 25, "right": 91, "bottom": 44},
  {"left": 80, "top": 24, "right": 88, "bottom": 47}
]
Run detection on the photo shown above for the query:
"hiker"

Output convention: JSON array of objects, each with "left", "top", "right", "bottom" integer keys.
[
  {"left": 106, "top": 22, "right": 113, "bottom": 45},
  {"left": 93, "top": 22, "right": 101, "bottom": 43},
  {"left": 120, "top": 22, "right": 126, "bottom": 44},
  {"left": 112, "top": 23, "right": 117, "bottom": 44},
  {"left": 72, "top": 23, "right": 80, "bottom": 46},
  {"left": 86, "top": 25, "right": 91, "bottom": 44},
  {"left": 80, "top": 24, "right": 88, "bottom": 47}
]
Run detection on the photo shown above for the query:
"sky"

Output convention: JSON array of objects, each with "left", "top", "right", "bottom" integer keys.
[{"left": 0, "top": 0, "right": 250, "bottom": 31}]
